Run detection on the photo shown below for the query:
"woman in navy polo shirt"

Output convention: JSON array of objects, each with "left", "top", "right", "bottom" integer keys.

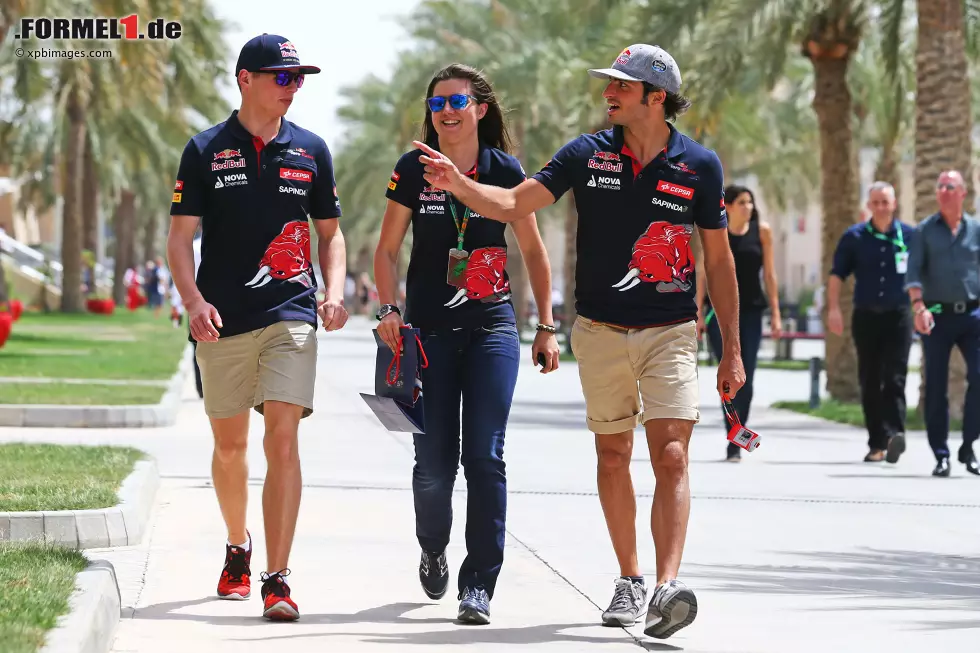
[
  {"left": 373, "top": 63, "right": 560, "bottom": 625},
  {"left": 697, "top": 184, "right": 782, "bottom": 461}
]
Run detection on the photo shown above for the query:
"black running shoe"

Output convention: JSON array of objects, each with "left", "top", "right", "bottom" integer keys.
[{"left": 419, "top": 549, "right": 449, "bottom": 600}]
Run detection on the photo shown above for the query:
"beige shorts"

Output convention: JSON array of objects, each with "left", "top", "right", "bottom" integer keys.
[
  {"left": 570, "top": 316, "right": 700, "bottom": 433},
  {"left": 195, "top": 321, "right": 317, "bottom": 420}
]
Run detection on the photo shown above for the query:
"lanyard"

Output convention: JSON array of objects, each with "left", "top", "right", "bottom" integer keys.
[
  {"left": 865, "top": 220, "right": 906, "bottom": 251},
  {"left": 447, "top": 172, "right": 478, "bottom": 251}
]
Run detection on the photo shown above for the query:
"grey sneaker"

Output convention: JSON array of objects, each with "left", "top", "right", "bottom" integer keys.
[
  {"left": 601, "top": 577, "right": 647, "bottom": 626},
  {"left": 644, "top": 579, "right": 698, "bottom": 639}
]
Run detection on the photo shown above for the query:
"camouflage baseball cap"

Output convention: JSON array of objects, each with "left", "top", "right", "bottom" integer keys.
[{"left": 587, "top": 44, "right": 681, "bottom": 94}]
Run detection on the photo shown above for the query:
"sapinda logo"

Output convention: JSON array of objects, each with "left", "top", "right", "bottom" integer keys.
[
  {"left": 280, "top": 168, "right": 312, "bottom": 183},
  {"left": 652, "top": 197, "right": 688, "bottom": 212},
  {"left": 656, "top": 180, "right": 694, "bottom": 200}
]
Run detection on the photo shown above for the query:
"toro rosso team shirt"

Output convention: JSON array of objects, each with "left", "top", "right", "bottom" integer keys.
[
  {"left": 385, "top": 143, "right": 525, "bottom": 330},
  {"left": 532, "top": 124, "right": 727, "bottom": 327},
  {"left": 170, "top": 110, "right": 341, "bottom": 340}
]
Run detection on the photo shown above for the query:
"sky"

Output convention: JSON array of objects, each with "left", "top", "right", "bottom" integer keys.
[{"left": 210, "top": 0, "right": 421, "bottom": 149}]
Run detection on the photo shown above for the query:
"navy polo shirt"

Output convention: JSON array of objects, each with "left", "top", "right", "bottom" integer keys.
[
  {"left": 385, "top": 143, "right": 524, "bottom": 330},
  {"left": 831, "top": 219, "right": 914, "bottom": 309},
  {"left": 169, "top": 110, "right": 341, "bottom": 340},
  {"left": 532, "top": 124, "right": 727, "bottom": 327}
]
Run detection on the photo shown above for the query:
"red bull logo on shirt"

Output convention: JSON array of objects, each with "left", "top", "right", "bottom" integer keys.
[
  {"left": 214, "top": 149, "right": 241, "bottom": 160},
  {"left": 444, "top": 247, "right": 510, "bottom": 309},
  {"left": 612, "top": 222, "right": 694, "bottom": 293},
  {"left": 245, "top": 221, "right": 313, "bottom": 290},
  {"left": 593, "top": 151, "right": 620, "bottom": 162},
  {"left": 211, "top": 148, "right": 245, "bottom": 171}
]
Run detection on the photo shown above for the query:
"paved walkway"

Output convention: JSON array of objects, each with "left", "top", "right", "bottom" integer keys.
[{"left": 1, "top": 317, "right": 977, "bottom": 652}]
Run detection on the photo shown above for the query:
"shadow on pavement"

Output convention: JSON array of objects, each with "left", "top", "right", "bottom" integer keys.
[
  {"left": 237, "top": 622, "right": 676, "bottom": 649},
  {"left": 132, "top": 599, "right": 680, "bottom": 648},
  {"left": 684, "top": 548, "right": 980, "bottom": 629}
]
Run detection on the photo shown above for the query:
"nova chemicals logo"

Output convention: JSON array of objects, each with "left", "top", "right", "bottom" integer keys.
[{"left": 15, "top": 15, "right": 182, "bottom": 40}]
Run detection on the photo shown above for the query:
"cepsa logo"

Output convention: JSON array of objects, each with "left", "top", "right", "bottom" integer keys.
[{"left": 14, "top": 15, "right": 182, "bottom": 41}]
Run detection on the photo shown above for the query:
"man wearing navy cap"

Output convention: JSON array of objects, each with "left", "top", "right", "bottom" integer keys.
[
  {"left": 167, "top": 33, "right": 348, "bottom": 622},
  {"left": 414, "top": 44, "right": 744, "bottom": 639}
]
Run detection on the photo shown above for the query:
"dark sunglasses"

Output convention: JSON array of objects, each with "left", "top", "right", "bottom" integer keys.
[
  {"left": 426, "top": 94, "right": 477, "bottom": 112},
  {"left": 937, "top": 183, "right": 960, "bottom": 191},
  {"left": 258, "top": 70, "right": 304, "bottom": 88}
]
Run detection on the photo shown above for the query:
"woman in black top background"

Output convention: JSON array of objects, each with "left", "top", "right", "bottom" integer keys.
[{"left": 697, "top": 185, "right": 782, "bottom": 461}]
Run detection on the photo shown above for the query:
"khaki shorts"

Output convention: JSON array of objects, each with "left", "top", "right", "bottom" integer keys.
[
  {"left": 570, "top": 316, "right": 700, "bottom": 433},
  {"left": 195, "top": 321, "right": 317, "bottom": 420}
]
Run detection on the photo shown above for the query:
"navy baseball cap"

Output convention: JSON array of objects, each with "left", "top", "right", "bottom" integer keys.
[
  {"left": 235, "top": 34, "right": 321, "bottom": 75},
  {"left": 588, "top": 44, "right": 681, "bottom": 94}
]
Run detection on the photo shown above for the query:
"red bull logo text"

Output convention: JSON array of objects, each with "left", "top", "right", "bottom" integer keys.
[
  {"left": 656, "top": 180, "right": 694, "bottom": 200},
  {"left": 612, "top": 222, "right": 694, "bottom": 293},
  {"left": 444, "top": 247, "right": 510, "bottom": 309},
  {"left": 588, "top": 159, "right": 623, "bottom": 173},
  {"left": 280, "top": 168, "right": 312, "bottom": 183},
  {"left": 420, "top": 188, "right": 446, "bottom": 202},
  {"left": 245, "top": 221, "right": 313, "bottom": 290}
]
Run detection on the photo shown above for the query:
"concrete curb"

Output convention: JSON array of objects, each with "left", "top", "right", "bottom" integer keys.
[
  {"left": 0, "top": 458, "right": 159, "bottom": 549},
  {"left": 39, "top": 559, "right": 121, "bottom": 653},
  {"left": 0, "top": 344, "right": 193, "bottom": 428}
]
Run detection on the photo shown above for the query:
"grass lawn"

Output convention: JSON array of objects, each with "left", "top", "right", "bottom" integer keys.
[
  {"left": 0, "top": 310, "right": 187, "bottom": 381},
  {"left": 0, "top": 383, "right": 164, "bottom": 405},
  {"left": 771, "top": 398, "right": 962, "bottom": 432},
  {"left": 0, "top": 542, "right": 88, "bottom": 653},
  {"left": 0, "top": 443, "right": 145, "bottom": 512}
]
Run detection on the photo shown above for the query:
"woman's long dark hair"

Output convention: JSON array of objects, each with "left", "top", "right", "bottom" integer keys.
[
  {"left": 724, "top": 184, "right": 760, "bottom": 222},
  {"left": 420, "top": 63, "right": 513, "bottom": 154}
]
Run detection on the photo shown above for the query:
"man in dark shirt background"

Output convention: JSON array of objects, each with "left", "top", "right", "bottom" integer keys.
[
  {"left": 905, "top": 170, "right": 980, "bottom": 477},
  {"left": 828, "top": 182, "right": 915, "bottom": 463}
]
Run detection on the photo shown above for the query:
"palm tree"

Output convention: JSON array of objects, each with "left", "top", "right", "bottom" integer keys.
[
  {"left": 685, "top": 1, "right": 874, "bottom": 402},
  {"left": 912, "top": 0, "right": 976, "bottom": 421}
]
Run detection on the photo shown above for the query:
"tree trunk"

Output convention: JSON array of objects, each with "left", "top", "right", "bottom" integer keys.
[
  {"left": 810, "top": 55, "right": 862, "bottom": 402},
  {"left": 562, "top": 193, "right": 578, "bottom": 352},
  {"left": 111, "top": 190, "right": 136, "bottom": 305},
  {"left": 82, "top": 135, "right": 98, "bottom": 295},
  {"left": 914, "top": 0, "right": 974, "bottom": 420},
  {"left": 142, "top": 212, "right": 159, "bottom": 264},
  {"left": 60, "top": 87, "right": 86, "bottom": 313}
]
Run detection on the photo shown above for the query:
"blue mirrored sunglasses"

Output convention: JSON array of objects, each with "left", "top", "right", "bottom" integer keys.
[
  {"left": 427, "top": 94, "right": 477, "bottom": 112},
  {"left": 269, "top": 71, "right": 304, "bottom": 88}
]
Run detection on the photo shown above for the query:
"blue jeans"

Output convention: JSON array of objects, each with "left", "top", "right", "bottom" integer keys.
[
  {"left": 412, "top": 322, "right": 520, "bottom": 599},
  {"left": 921, "top": 308, "right": 980, "bottom": 459},
  {"left": 706, "top": 307, "right": 764, "bottom": 432}
]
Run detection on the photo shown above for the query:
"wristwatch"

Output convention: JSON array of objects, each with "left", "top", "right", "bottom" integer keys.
[{"left": 376, "top": 303, "right": 401, "bottom": 321}]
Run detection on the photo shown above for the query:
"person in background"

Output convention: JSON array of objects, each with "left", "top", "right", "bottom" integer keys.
[
  {"left": 827, "top": 182, "right": 914, "bottom": 463},
  {"left": 374, "top": 63, "right": 559, "bottom": 625},
  {"left": 904, "top": 170, "right": 980, "bottom": 477},
  {"left": 696, "top": 184, "right": 781, "bottom": 461}
]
